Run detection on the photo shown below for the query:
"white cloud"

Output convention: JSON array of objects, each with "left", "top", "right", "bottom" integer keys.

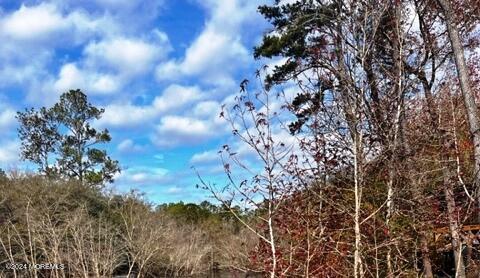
[
  {"left": 196, "top": 0, "right": 256, "bottom": 30},
  {"left": 53, "top": 63, "right": 120, "bottom": 95},
  {"left": 153, "top": 115, "right": 227, "bottom": 147},
  {"left": 0, "top": 108, "right": 16, "bottom": 129},
  {"left": 117, "top": 139, "right": 145, "bottom": 153},
  {"left": 1, "top": 3, "right": 67, "bottom": 41},
  {"left": 192, "top": 100, "right": 221, "bottom": 118},
  {"left": 97, "top": 103, "right": 156, "bottom": 127},
  {"left": 53, "top": 63, "right": 82, "bottom": 91},
  {"left": 155, "top": 0, "right": 256, "bottom": 86},
  {"left": 0, "top": 1, "right": 169, "bottom": 104},
  {"left": 51, "top": 32, "right": 169, "bottom": 96},
  {"left": 147, "top": 91, "right": 230, "bottom": 148},
  {"left": 84, "top": 34, "right": 169, "bottom": 76},
  {"left": 118, "top": 166, "right": 169, "bottom": 184},
  {"left": 190, "top": 150, "right": 220, "bottom": 164},
  {"left": 157, "top": 116, "right": 214, "bottom": 136},
  {"left": 131, "top": 173, "right": 148, "bottom": 182},
  {"left": 156, "top": 31, "right": 248, "bottom": 86},
  {"left": 153, "top": 84, "right": 203, "bottom": 112},
  {"left": 0, "top": 3, "right": 118, "bottom": 44},
  {"left": 0, "top": 2, "right": 127, "bottom": 103},
  {"left": 0, "top": 140, "right": 20, "bottom": 164},
  {"left": 0, "top": 58, "right": 50, "bottom": 86},
  {"left": 98, "top": 84, "right": 205, "bottom": 127}
]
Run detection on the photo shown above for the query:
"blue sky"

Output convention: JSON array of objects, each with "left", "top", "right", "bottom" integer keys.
[{"left": 0, "top": 0, "right": 273, "bottom": 203}]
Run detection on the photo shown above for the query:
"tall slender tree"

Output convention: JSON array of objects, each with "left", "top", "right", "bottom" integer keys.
[{"left": 437, "top": 0, "right": 480, "bottom": 223}]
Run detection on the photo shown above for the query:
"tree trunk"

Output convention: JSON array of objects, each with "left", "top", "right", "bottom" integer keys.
[
  {"left": 386, "top": 5, "right": 404, "bottom": 275},
  {"left": 416, "top": 57, "right": 464, "bottom": 277},
  {"left": 443, "top": 167, "right": 466, "bottom": 278},
  {"left": 441, "top": 125, "right": 466, "bottom": 277},
  {"left": 353, "top": 128, "right": 364, "bottom": 278},
  {"left": 420, "top": 233, "right": 434, "bottom": 278},
  {"left": 420, "top": 79, "right": 436, "bottom": 278},
  {"left": 268, "top": 201, "right": 277, "bottom": 278},
  {"left": 437, "top": 0, "right": 480, "bottom": 221}
]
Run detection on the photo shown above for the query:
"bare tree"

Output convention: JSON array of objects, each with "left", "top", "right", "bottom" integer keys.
[
  {"left": 120, "top": 196, "right": 165, "bottom": 277},
  {"left": 437, "top": 0, "right": 480, "bottom": 225},
  {"left": 197, "top": 77, "right": 297, "bottom": 277}
]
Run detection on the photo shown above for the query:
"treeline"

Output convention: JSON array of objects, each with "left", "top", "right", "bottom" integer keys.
[{"left": 0, "top": 173, "right": 256, "bottom": 277}]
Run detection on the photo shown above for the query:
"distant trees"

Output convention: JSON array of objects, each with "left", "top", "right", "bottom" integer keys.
[
  {"left": 17, "top": 89, "right": 120, "bottom": 187},
  {"left": 0, "top": 175, "right": 251, "bottom": 277}
]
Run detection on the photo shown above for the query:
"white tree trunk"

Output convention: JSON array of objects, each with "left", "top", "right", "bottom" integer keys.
[{"left": 437, "top": 0, "right": 480, "bottom": 219}]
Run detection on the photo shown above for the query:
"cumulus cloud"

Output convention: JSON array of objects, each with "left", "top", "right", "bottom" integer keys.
[
  {"left": 152, "top": 84, "right": 203, "bottom": 112},
  {"left": 65, "top": 0, "right": 164, "bottom": 26},
  {"left": 0, "top": 140, "right": 20, "bottom": 165},
  {"left": 190, "top": 150, "right": 220, "bottom": 164},
  {"left": 0, "top": 1, "right": 169, "bottom": 104},
  {"left": 192, "top": 100, "right": 221, "bottom": 117},
  {"left": 0, "top": 3, "right": 117, "bottom": 44},
  {"left": 148, "top": 92, "right": 230, "bottom": 148},
  {"left": 84, "top": 32, "right": 169, "bottom": 76},
  {"left": 152, "top": 112, "right": 228, "bottom": 147},
  {"left": 0, "top": 3, "right": 122, "bottom": 103},
  {"left": 156, "top": 31, "right": 248, "bottom": 86},
  {"left": 50, "top": 32, "right": 170, "bottom": 96},
  {"left": 156, "top": 116, "right": 215, "bottom": 137},
  {"left": 155, "top": 0, "right": 258, "bottom": 86},
  {"left": 0, "top": 57, "right": 51, "bottom": 86},
  {"left": 0, "top": 3, "right": 67, "bottom": 41},
  {"left": 117, "top": 166, "right": 169, "bottom": 185},
  {"left": 97, "top": 103, "right": 156, "bottom": 127},
  {"left": 97, "top": 84, "right": 205, "bottom": 127},
  {"left": 99, "top": 89, "right": 226, "bottom": 148},
  {"left": 0, "top": 108, "right": 17, "bottom": 129},
  {"left": 53, "top": 63, "right": 120, "bottom": 95},
  {"left": 117, "top": 139, "right": 145, "bottom": 153},
  {"left": 49, "top": 0, "right": 163, "bottom": 32}
]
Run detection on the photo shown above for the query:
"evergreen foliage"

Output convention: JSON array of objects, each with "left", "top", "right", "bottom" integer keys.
[{"left": 17, "top": 89, "right": 120, "bottom": 187}]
